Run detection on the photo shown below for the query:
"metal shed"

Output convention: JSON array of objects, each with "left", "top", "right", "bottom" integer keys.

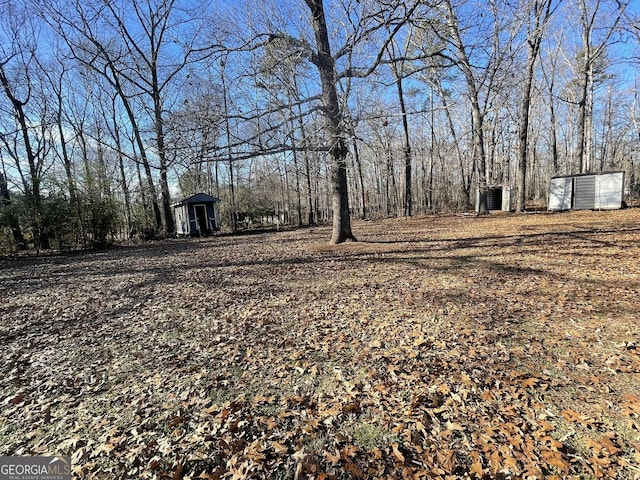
[
  {"left": 548, "top": 171, "right": 625, "bottom": 211},
  {"left": 475, "top": 184, "right": 513, "bottom": 212},
  {"left": 172, "top": 193, "right": 221, "bottom": 236}
]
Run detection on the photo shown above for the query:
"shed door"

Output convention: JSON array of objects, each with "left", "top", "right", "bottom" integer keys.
[
  {"left": 594, "top": 172, "right": 624, "bottom": 209},
  {"left": 501, "top": 186, "right": 512, "bottom": 212},
  {"left": 548, "top": 177, "right": 572, "bottom": 210},
  {"left": 486, "top": 187, "right": 502, "bottom": 210},
  {"left": 194, "top": 204, "right": 209, "bottom": 234},
  {"left": 174, "top": 206, "right": 185, "bottom": 234},
  {"left": 573, "top": 176, "right": 596, "bottom": 210}
]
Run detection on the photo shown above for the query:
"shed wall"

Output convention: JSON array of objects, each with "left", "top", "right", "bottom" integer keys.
[
  {"left": 574, "top": 176, "right": 596, "bottom": 210},
  {"left": 174, "top": 205, "right": 190, "bottom": 234},
  {"left": 548, "top": 177, "right": 573, "bottom": 210},
  {"left": 594, "top": 171, "right": 624, "bottom": 209},
  {"left": 502, "top": 186, "right": 513, "bottom": 212}
]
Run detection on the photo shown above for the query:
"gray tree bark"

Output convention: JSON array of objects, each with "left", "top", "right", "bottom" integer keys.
[{"left": 304, "top": 0, "right": 355, "bottom": 244}]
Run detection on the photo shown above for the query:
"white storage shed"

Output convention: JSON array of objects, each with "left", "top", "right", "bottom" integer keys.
[{"left": 548, "top": 171, "right": 625, "bottom": 211}]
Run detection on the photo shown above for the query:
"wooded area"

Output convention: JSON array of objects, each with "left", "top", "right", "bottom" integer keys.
[
  {"left": 1, "top": 0, "right": 639, "bottom": 248},
  {"left": 1, "top": 210, "right": 640, "bottom": 478}
]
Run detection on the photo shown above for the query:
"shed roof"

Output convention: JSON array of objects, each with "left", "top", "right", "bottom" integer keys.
[
  {"left": 551, "top": 170, "right": 624, "bottom": 180},
  {"left": 171, "top": 192, "right": 221, "bottom": 207}
]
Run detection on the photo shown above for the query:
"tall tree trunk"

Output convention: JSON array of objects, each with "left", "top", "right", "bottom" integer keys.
[
  {"left": 550, "top": 93, "right": 559, "bottom": 174},
  {"left": 0, "top": 170, "right": 26, "bottom": 250},
  {"left": 126, "top": 106, "right": 162, "bottom": 232},
  {"left": 228, "top": 159, "right": 237, "bottom": 231},
  {"left": 55, "top": 91, "right": 77, "bottom": 209},
  {"left": 152, "top": 72, "right": 174, "bottom": 234},
  {"left": 429, "top": 144, "right": 435, "bottom": 211},
  {"left": 288, "top": 109, "right": 304, "bottom": 226},
  {"left": 295, "top": 101, "right": 316, "bottom": 225},
  {"left": 396, "top": 75, "right": 412, "bottom": 217},
  {"left": 437, "top": 80, "right": 469, "bottom": 206},
  {"left": 443, "top": 0, "right": 493, "bottom": 214},
  {"left": 0, "top": 63, "right": 49, "bottom": 250},
  {"left": 135, "top": 160, "right": 150, "bottom": 226},
  {"left": 112, "top": 108, "right": 132, "bottom": 236},
  {"left": 221, "top": 62, "right": 237, "bottom": 232},
  {"left": 304, "top": 155, "right": 315, "bottom": 225},
  {"left": 386, "top": 146, "right": 392, "bottom": 217},
  {"left": 352, "top": 136, "right": 366, "bottom": 219},
  {"left": 78, "top": 34, "right": 163, "bottom": 232},
  {"left": 282, "top": 158, "right": 291, "bottom": 225},
  {"left": 471, "top": 103, "right": 488, "bottom": 214},
  {"left": 305, "top": 0, "right": 354, "bottom": 243},
  {"left": 517, "top": 0, "right": 553, "bottom": 212},
  {"left": 286, "top": 73, "right": 316, "bottom": 225},
  {"left": 576, "top": 66, "right": 590, "bottom": 173},
  {"left": 428, "top": 89, "right": 436, "bottom": 211},
  {"left": 292, "top": 144, "right": 303, "bottom": 227},
  {"left": 55, "top": 90, "right": 84, "bottom": 244},
  {"left": 576, "top": 0, "right": 629, "bottom": 173}
]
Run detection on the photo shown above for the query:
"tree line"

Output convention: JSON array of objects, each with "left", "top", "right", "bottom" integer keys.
[{"left": 1, "top": 0, "right": 638, "bottom": 250}]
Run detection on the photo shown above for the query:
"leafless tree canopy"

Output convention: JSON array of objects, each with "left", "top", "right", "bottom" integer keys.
[{"left": 0, "top": 0, "right": 638, "bottom": 248}]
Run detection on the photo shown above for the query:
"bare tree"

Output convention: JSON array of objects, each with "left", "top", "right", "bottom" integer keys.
[
  {"left": 426, "top": 0, "right": 526, "bottom": 213},
  {"left": 0, "top": 167, "right": 25, "bottom": 249},
  {"left": 302, "top": 0, "right": 355, "bottom": 242},
  {"left": 540, "top": 32, "right": 565, "bottom": 175},
  {"left": 219, "top": 58, "right": 239, "bottom": 232},
  {"left": 515, "top": 0, "right": 558, "bottom": 212},
  {"left": 98, "top": 0, "right": 220, "bottom": 234},
  {"left": 386, "top": 34, "right": 415, "bottom": 217},
  {"left": 574, "top": 0, "right": 629, "bottom": 173},
  {"left": 44, "top": 0, "right": 219, "bottom": 234},
  {"left": 0, "top": 8, "right": 52, "bottom": 249},
  {"left": 437, "top": 0, "right": 492, "bottom": 214},
  {"left": 299, "top": 0, "right": 421, "bottom": 242},
  {"left": 45, "top": 1, "right": 164, "bottom": 232}
]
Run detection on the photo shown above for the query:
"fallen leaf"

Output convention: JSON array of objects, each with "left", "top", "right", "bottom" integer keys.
[
  {"left": 390, "top": 443, "right": 404, "bottom": 463},
  {"left": 292, "top": 447, "right": 306, "bottom": 463},
  {"left": 325, "top": 449, "right": 340, "bottom": 466}
]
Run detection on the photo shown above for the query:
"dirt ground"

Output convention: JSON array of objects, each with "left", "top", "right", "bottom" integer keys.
[{"left": 1, "top": 209, "right": 640, "bottom": 479}]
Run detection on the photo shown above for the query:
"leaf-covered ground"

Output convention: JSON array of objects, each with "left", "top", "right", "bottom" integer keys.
[{"left": 2, "top": 210, "right": 640, "bottom": 479}]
